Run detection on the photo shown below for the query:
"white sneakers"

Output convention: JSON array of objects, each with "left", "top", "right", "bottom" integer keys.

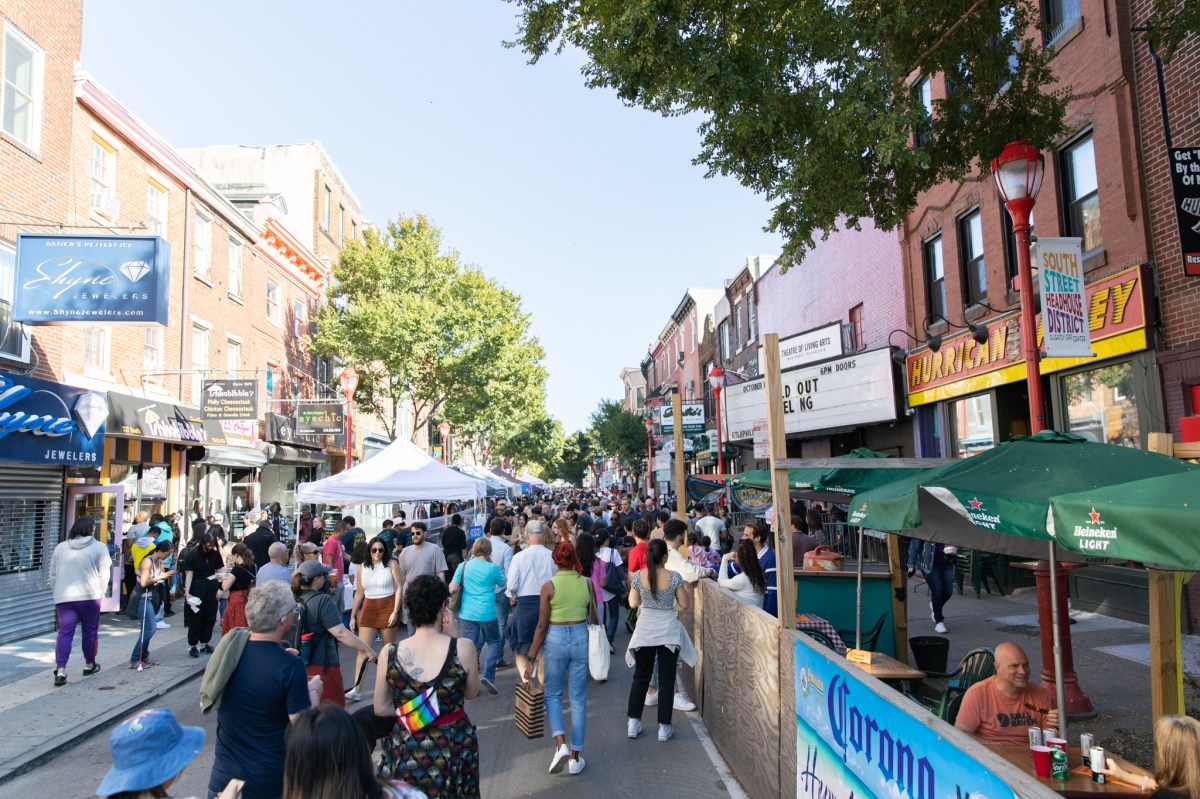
[
  {"left": 645, "top": 689, "right": 659, "bottom": 706},
  {"left": 658, "top": 724, "right": 674, "bottom": 742},
  {"left": 549, "top": 743, "right": 570, "bottom": 774},
  {"left": 627, "top": 718, "right": 642, "bottom": 738},
  {"left": 344, "top": 688, "right": 363, "bottom": 702},
  {"left": 568, "top": 757, "right": 586, "bottom": 775},
  {"left": 673, "top": 692, "right": 696, "bottom": 712},
  {"left": 935, "top": 622, "right": 948, "bottom": 634},
  {"left": 155, "top": 621, "right": 170, "bottom": 629}
]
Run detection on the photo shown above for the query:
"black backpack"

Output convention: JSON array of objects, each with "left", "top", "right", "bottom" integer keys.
[{"left": 294, "top": 592, "right": 330, "bottom": 665}]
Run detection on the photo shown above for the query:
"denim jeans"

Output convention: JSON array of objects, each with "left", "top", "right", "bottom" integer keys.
[
  {"left": 459, "top": 618, "right": 503, "bottom": 683},
  {"left": 543, "top": 623, "right": 589, "bottom": 751},
  {"left": 494, "top": 592, "right": 511, "bottom": 659},
  {"left": 131, "top": 596, "right": 156, "bottom": 663},
  {"left": 604, "top": 596, "right": 620, "bottom": 644},
  {"left": 926, "top": 562, "right": 955, "bottom": 623}
]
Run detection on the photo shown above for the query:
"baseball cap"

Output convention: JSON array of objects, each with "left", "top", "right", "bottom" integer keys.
[
  {"left": 297, "top": 560, "right": 333, "bottom": 579},
  {"left": 96, "top": 708, "right": 204, "bottom": 796}
]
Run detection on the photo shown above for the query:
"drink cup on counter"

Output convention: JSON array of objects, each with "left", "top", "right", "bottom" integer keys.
[
  {"left": 1028, "top": 727, "right": 1045, "bottom": 747},
  {"left": 1043, "top": 727, "right": 1059, "bottom": 742},
  {"left": 1090, "top": 747, "right": 1106, "bottom": 784},
  {"left": 1031, "top": 746, "right": 1054, "bottom": 778},
  {"left": 1047, "top": 737, "right": 1068, "bottom": 755},
  {"left": 1080, "top": 734, "right": 1095, "bottom": 765}
]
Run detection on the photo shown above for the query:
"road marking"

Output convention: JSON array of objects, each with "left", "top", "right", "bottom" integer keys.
[{"left": 685, "top": 710, "right": 749, "bottom": 799}]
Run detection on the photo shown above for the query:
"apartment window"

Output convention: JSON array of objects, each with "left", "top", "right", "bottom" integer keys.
[
  {"left": 194, "top": 212, "right": 212, "bottom": 279},
  {"left": 318, "top": 358, "right": 329, "bottom": 397},
  {"left": 849, "top": 304, "right": 865, "bottom": 351},
  {"left": 0, "top": 242, "right": 28, "bottom": 361},
  {"left": 322, "top": 185, "right": 332, "bottom": 230},
  {"left": 1044, "top": 0, "right": 1082, "bottom": 44},
  {"left": 83, "top": 327, "right": 109, "bottom": 373},
  {"left": 190, "top": 323, "right": 210, "bottom": 402},
  {"left": 748, "top": 294, "right": 757, "bottom": 342},
  {"left": 293, "top": 300, "right": 305, "bottom": 337},
  {"left": 912, "top": 77, "right": 933, "bottom": 148},
  {"left": 719, "top": 322, "right": 730, "bottom": 362},
  {"left": 226, "top": 338, "right": 240, "bottom": 376},
  {"left": 735, "top": 303, "right": 745, "bottom": 350},
  {"left": 338, "top": 205, "right": 345, "bottom": 244},
  {"left": 266, "top": 281, "right": 280, "bottom": 324},
  {"left": 1061, "top": 133, "right": 1102, "bottom": 253},
  {"left": 690, "top": 314, "right": 697, "bottom": 352},
  {"left": 2, "top": 23, "right": 43, "bottom": 150},
  {"left": 142, "top": 327, "right": 162, "bottom": 386},
  {"left": 90, "top": 136, "right": 117, "bottom": 215},
  {"left": 1000, "top": 207, "right": 1036, "bottom": 289},
  {"left": 351, "top": 220, "right": 358, "bottom": 241},
  {"left": 227, "top": 236, "right": 242, "bottom": 297},
  {"left": 924, "top": 235, "right": 946, "bottom": 318},
  {"left": 959, "top": 210, "right": 986, "bottom": 305},
  {"left": 146, "top": 179, "right": 167, "bottom": 236}
]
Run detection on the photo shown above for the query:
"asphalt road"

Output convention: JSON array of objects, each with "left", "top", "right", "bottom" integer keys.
[{"left": 5, "top": 627, "right": 739, "bottom": 799}]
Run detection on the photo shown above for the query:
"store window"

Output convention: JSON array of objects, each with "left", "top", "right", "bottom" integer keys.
[
  {"left": 1062, "top": 361, "right": 1140, "bottom": 447},
  {"left": 949, "top": 393, "right": 995, "bottom": 457}
]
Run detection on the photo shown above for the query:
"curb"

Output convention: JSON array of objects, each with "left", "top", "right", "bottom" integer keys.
[{"left": 0, "top": 642, "right": 208, "bottom": 785}]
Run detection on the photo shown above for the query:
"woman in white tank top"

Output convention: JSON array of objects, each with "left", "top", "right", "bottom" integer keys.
[{"left": 346, "top": 536, "right": 402, "bottom": 701}]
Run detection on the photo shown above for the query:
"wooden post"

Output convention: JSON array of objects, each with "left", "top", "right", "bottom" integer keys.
[
  {"left": 763, "top": 334, "right": 795, "bottom": 627},
  {"left": 888, "top": 535, "right": 910, "bottom": 664},
  {"left": 1148, "top": 568, "right": 1189, "bottom": 720},
  {"left": 1147, "top": 431, "right": 1175, "bottom": 456},
  {"left": 672, "top": 390, "right": 687, "bottom": 520}
]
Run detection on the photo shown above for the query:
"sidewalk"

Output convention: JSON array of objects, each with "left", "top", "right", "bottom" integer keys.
[
  {"left": 0, "top": 609, "right": 212, "bottom": 783},
  {"left": 906, "top": 576, "right": 1200, "bottom": 768}
]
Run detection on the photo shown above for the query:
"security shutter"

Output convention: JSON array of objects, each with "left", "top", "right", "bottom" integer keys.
[{"left": 0, "top": 465, "right": 65, "bottom": 644}]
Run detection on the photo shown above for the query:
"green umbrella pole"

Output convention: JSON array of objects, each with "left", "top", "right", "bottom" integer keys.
[
  {"left": 1049, "top": 540, "right": 1068, "bottom": 743},
  {"left": 855, "top": 525, "right": 864, "bottom": 651}
]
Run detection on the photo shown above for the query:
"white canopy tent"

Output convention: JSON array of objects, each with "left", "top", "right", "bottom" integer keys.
[
  {"left": 454, "top": 464, "right": 514, "bottom": 498},
  {"left": 297, "top": 437, "right": 485, "bottom": 505},
  {"left": 518, "top": 471, "right": 548, "bottom": 488}
]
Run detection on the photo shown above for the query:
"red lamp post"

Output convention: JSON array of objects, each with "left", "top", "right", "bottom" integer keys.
[
  {"left": 337, "top": 366, "right": 358, "bottom": 472},
  {"left": 992, "top": 140, "right": 1093, "bottom": 719},
  {"left": 708, "top": 366, "right": 726, "bottom": 475},
  {"left": 438, "top": 421, "right": 451, "bottom": 464},
  {"left": 643, "top": 415, "right": 655, "bottom": 499}
]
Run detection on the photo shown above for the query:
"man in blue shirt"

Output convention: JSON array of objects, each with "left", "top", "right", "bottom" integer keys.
[{"left": 732, "top": 521, "right": 777, "bottom": 617}]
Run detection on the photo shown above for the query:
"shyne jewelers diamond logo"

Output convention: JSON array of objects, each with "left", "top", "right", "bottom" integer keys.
[
  {"left": 119, "top": 260, "right": 151, "bottom": 283},
  {"left": 1073, "top": 507, "right": 1117, "bottom": 552},
  {"left": 72, "top": 392, "right": 107, "bottom": 439}
]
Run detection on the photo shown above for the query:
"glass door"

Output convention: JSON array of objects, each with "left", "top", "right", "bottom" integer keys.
[{"left": 66, "top": 485, "right": 125, "bottom": 612}]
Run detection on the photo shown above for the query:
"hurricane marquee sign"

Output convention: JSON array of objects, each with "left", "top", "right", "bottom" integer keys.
[{"left": 14, "top": 234, "right": 171, "bottom": 325}]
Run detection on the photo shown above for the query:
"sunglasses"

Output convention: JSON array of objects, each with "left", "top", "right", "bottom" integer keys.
[{"left": 370, "top": 547, "right": 386, "bottom": 553}]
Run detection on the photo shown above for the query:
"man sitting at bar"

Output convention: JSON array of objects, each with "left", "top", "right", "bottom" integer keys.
[{"left": 955, "top": 642, "right": 1059, "bottom": 744}]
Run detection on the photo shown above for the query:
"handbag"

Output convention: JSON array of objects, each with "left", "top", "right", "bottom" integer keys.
[
  {"left": 601, "top": 551, "right": 625, "bottom": 597},
  {"left": 448, "top": 561, "right": 466, "bottom": 613},
  {"left": 585, "top": 581, "right": 609, "bottom": 682}
]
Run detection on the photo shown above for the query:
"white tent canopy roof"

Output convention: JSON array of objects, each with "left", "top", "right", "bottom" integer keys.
[{"left": 297, "top": 437, "right": 485, "bottom": 505}]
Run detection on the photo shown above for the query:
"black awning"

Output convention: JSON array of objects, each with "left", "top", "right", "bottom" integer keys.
[{"left": 267, "top": 444, "right": 329, "bottom": 466}]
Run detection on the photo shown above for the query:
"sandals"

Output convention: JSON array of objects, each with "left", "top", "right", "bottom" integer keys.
[{"left": 83, "top": 663, "right": 101, "bottom": 676}]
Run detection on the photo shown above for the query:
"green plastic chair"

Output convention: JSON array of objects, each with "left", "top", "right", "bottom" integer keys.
[
  {"left": 800, "top": 628, "right": 838, "bottom": 651},
  {"left": 915, "top": 647, "right": 995, "bottom": 721},
  {"left": 837, "top": 613, "right": 887, "bottom": 652}
]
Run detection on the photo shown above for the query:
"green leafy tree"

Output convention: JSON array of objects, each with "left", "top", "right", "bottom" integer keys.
[
  {"left": 311, "top": 214, "right": 545, "bottom": 442},
  {"left": 547, "top": 430, "right": 594, "bottom": 485},
  {"left": 588, "top": 399, "right": 649, "bottom": 467},
  {"left": 496, "top": 415, "right": 565, "bottom": 474},
  {"left": 507, "top": 0, "right": 1078, "bottom": 265}
]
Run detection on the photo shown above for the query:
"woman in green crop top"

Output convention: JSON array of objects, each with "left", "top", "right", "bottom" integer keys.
[{"left": 527, "top": 541, "right": 599, "bottom": 777}]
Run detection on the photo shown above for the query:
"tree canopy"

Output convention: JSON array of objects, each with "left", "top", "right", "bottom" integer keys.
[
  {"left": 496, "top": 415, "right": 564, "bottom": 474},
  {"left": 588, "top": 399, "right": 649, "bottom": 465},
  {"left": 546, "top": 430, "right": 594, "bottom": 485},
  {"left": 311, "top": 214, "right": 548, "bottom": 446},
  {"left": 505, "top": 0, "right": 1191, "bottom": 265}
]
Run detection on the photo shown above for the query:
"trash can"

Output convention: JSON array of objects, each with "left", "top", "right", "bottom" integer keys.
[{"left": 910, "top": 636, "right": 950, "bottom": 674}]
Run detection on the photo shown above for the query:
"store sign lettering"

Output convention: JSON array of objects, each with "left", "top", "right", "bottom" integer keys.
[
  {"left": 0, "top": 372, "right": 105, "bottom": 464},
  {"left": 0, "top": 376, "right": 78, "bottom": 439}
]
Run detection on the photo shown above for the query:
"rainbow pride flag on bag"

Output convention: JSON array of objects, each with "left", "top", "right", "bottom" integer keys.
[{"left": 397, "top": 686, "right": 440, "bottom": 733}]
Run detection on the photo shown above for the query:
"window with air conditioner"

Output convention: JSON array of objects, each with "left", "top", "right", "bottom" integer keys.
[{"left": 2, "top": 23, "right": 43, "bottom": 151}]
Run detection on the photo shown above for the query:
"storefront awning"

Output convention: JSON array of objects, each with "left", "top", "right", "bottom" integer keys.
[
  {"left": 193, "top": 445, "right": 269, "bottom": 468},
  {"left": 267, "top": 444, "right": 329, "bottom": 466}
]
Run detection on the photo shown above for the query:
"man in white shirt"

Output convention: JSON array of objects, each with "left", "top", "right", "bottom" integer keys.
[
  {"left": 487, "top": 517, "right": 515, "bottom": 668},
  {"left": 648, "top": 518, "right": 711, "bottom": 711},
  {"left": 694, "top": 504, "right": 725, "bottom": 543},
  {"left": 505, "top": 521, "right": 556, "bottom": 682}
]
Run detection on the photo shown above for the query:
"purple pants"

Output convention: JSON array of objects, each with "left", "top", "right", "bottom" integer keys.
[{"left": 55, "top": 599, "right": 101, "bottom": 669}]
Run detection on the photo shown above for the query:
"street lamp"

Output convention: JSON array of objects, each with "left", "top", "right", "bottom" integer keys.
[
  {"left": 708, "top": 366, "right": 726, "bottom": 475},
  {"left": 644, "top": 415, "right": 656, "bottom": 499},
  {"left": 438, "top": 421, "right": 451, "bottom": 464},
  {"left": 993, "top": 141, "right": 1092, "bottom": 719},
  {"left": 337, "top": 366, "right": 359, "bottom": 472},
  {"left": 992, "top": 140, "right": 1047, "bottom": 433}
]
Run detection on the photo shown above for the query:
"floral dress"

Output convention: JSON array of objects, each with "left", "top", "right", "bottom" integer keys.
[{"left": 378, "top": 637, "right": 479, "bottom": 798}]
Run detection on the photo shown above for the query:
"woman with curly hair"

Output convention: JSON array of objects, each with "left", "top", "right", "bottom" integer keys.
[{"left": 376, "top": 574, "right": 480, "bottom": 797}]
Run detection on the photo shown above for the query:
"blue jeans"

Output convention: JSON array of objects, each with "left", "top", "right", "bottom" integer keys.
[
  {"left": 543, "top": 624, "right": 589, "bottom": 752},
  {"left": 604, "top": 596, "right": 620, "bottom": 644},
  {"left": 926, "top": 562, "right": 955, "bottom": 623},
  {"left": 494, "top": 593, "right": 511, "bottom": 659},
  {"left": 131, "top": 596, "right": 156, "bottom": 663},
  {"left": 459, "top": 618, "right": 503, "bottom": 683}
]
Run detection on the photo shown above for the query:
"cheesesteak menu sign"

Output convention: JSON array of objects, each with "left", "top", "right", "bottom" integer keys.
[
  {"left": 14, "top": 234, "right": 171, "bottom": 325},
  {"left": 202, "top": 380, "right": 259, "bottom": 421}
]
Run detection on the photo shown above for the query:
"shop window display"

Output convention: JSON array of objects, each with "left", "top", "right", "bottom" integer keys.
[
  {"left": 1063, "top": 362, "right": 1140, "bottom": 448},
  {"left": 950, "top": 394, "right": 995, "bottom": 457}
]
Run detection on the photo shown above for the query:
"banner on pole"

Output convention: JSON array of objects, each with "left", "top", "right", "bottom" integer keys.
[{"left": 1036, "top": 237, "right": 1092, "bottom": 358}]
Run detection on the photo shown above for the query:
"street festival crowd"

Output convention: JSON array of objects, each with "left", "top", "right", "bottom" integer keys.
[{"left": 46, "top": 491, "right": 1200, "bottom": 799}]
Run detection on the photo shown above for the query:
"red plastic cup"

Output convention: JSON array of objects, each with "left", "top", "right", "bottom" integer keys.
[
  {"left": 1047, "top": 737, "right": 1068, "bottom": 754},
  {"left": 1031, "top": 746, "right": 1053, "bottom": 778}
]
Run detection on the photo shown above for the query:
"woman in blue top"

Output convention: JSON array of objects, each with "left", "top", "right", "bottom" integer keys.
[{"left": 449, "top": 537, "right": 505, "bottom": 695}]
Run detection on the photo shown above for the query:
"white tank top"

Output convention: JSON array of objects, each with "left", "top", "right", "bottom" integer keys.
[{"left": 359, "top": 562, "right": 396, "bottom": 599}]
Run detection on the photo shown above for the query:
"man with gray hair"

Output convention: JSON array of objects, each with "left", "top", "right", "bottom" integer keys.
[
  {"left": 257, "top": 543, "right": 291, "bottom": 585},
  {"left": 505, "top": 520, "right": 556, "bottom": 682},
  {"left": 207, "top": 580, "right": 321, "bottom": 799}
]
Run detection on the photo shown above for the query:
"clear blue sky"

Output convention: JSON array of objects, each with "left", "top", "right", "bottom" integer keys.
[{"left": 82, "top": 1, "right": 782, "bottom": 434}]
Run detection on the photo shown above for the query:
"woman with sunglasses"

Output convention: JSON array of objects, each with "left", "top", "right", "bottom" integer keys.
[{"left": 345, "top": 536, "right": 402, "bottom": 703}]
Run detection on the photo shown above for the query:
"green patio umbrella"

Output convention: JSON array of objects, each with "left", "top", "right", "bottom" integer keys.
[
  {"left": 1048, "top": 470, "right": 1200, "bottom": 568},
  {"left": 735, "top": 448, "right": 926, "bottom": 501}
]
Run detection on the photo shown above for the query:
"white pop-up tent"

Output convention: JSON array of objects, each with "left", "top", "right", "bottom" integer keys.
[{"left": 297, "top": 437, "right": 485, "bottom": 505}]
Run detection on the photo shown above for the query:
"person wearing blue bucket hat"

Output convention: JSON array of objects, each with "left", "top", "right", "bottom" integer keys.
[{"left": 96, "top": 708, "right": 205, "bottom": 798}]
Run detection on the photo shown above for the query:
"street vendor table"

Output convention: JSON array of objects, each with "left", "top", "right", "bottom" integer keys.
[
  {"left": 795, "top": 613, "right": 847, "bottom": 653},
  {"left": 985, "top": 744, "right": 1146, "bottom": 797}
]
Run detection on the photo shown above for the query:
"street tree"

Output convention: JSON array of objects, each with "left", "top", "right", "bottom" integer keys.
[
  {"left": 505, "top": 0, "right": 1168, "bottom": 265},
  {"left": 547, "top": 430, "right": 593, "bottom": 485},
  {"left": 588, "top": 399, "right": 648, "bottom": 467},
  {"left": 496, "top": 415, "right": 564, "bottom": 474},
  {"left": 311, "top": 214, "right": 544, "bottom": 441}
]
